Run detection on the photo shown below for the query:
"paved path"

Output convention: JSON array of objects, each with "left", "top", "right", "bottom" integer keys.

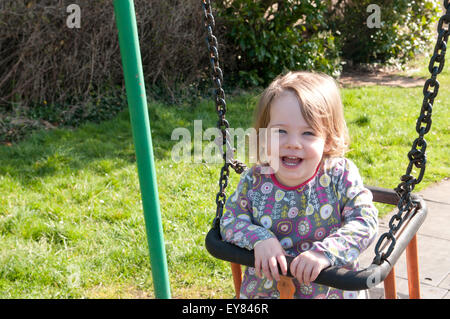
[{"left": 359, "top": 178, "right": 450, "bottom": 299}]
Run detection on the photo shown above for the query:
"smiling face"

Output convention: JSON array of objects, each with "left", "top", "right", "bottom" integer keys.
[
  {"left": 254, "top": 72, "right": 350, "bottom": 168},
  {"left": 265, "top": 90, "right": 328, "bottom": 188}
]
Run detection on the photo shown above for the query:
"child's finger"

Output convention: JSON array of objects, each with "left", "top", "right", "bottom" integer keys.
[
  {"left": 277, "top": 254, "right": 288, "bottom": 276},
  {"left": 295, "top": 257, "right": 306, "bottom": 284},
  {"left": 262, "top": 260, "right": 273, "bottom": 281},
  {"left": 254, "top": 257, "right": 261, "bottom": 279},
  {"left": 303, "top": 262, "right": 314, "bottom": 285},
  {"left": 269, "top": 256, "right": 280, "bottom": 282},
  {"left": 289, "top": 257, "right": 299, "bottom": 277}
]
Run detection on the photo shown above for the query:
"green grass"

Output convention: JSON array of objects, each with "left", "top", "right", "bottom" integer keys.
[{"left": 0, "top": 56, "right": 449, "bottom": 298}]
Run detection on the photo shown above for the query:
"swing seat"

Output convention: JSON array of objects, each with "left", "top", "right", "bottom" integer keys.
[{"left": 205, "top": 186, "right": 427, "bottom": 291}]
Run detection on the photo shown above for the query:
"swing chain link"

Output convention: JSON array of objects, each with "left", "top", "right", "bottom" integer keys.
[
  {"left": 202, "top": 0, "right": 247, "bottom": 226},
  {"left": 374, "top": 2, "right": 449, "bottom": 265}
]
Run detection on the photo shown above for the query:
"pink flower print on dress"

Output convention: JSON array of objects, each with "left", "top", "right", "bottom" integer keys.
[
  {"left": 275, "top": 189, "right": 285, "bottom": 202},
  {"left": 239, "top": 198, "right": 249, "bottom": 210},
  {"left": 280, "top": 237, "right": 293, "bottom": 249},
  {"left": 276, "top": 219, "right": 293, "bottom": 235},
  {"left": 296, "top": 241, "right": 312, "bottom": 254},
  {"left": 343, "top": 291, "right": 358, "bottom": 299},
  {"left": 332, "top": 164, "right": 343, "bottom": 177},
  {"left": 299, "top": 284, "right": 314, "bottom": 298},
  {"left": 305, "top": 204, "right": 314, "bottom": 216},
  {"left": 261, "top": 182, "right": 273, "bottom": 194},
  {"left": 288, "top": 207, "right": 299, "bottom": 218},
  {"left": 314, "top": 227, "right": 326, "bottom": 240},
  {"left": 327, "top": 290, "right": 343, "bottom": 299},
  {"left": 260, "top": 215, "right": 273, "bottom": 229},
  {"left": 320, "top": 204, "right": 333, "bottom": 220},
  {"left": 319, "top": 174, "right": 331, "bottom": 188},
  {"left": 295, "top": 217, "right": 312, "bottom": 238}
]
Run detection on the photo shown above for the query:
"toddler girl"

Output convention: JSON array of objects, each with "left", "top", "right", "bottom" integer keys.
[{"left": 220, "top": 71, "right": 378, "bottom": 299}]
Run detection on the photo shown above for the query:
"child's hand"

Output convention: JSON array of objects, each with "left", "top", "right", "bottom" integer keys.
[
  {"left": 254, "top": 238, "right": 287, "bottom": 282},
  {"left": 290, "top": 250, "right": 331, "bottom": 285}
]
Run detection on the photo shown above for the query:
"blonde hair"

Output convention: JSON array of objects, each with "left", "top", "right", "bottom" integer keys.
[{"left": 253, "top": 71, "right": 349, "bottom": 159}]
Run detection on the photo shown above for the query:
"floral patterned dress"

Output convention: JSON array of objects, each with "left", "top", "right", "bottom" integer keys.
[{"left": 220, "top": 157, "right": 378, "bottom": 299}]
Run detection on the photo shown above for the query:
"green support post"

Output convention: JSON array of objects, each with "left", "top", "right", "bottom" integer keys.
[{"left": 113, "top": 0, "right": 171, "bottom": 299}]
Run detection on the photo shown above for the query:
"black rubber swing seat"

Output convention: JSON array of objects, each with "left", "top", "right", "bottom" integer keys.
[{"left": 205, "top": 186, "right": 427, "bottom": 291}]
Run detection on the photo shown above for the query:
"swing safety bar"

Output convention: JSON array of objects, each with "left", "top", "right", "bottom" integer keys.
[{"left": 205, "top": 186, "right": 427, "bottom": 291}]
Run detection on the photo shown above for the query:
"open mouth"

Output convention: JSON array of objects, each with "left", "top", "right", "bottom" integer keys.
[{"left": 281, "top": 156, "right": 303, "bottom": 168}]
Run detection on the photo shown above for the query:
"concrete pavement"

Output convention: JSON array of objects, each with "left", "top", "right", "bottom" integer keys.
[{"left": 359, "top": 178, "right": 450, "bottom": 299}]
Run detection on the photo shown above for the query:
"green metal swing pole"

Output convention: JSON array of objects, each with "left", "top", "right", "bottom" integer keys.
[{"left": 113, "top": 0, "right": 171, "bottom": 299}]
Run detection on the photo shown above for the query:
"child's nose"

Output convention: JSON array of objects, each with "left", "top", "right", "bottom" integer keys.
[{"left": 285, "top": 135, "right": 303, "bottom": 149}]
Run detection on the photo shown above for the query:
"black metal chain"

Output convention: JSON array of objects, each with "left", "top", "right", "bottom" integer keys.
[
  {"left": 201, "top": 0, "right": 246, "bottom": 227},
  {"left": 374, "top": 1, "right": 449, "bottom": 264}
]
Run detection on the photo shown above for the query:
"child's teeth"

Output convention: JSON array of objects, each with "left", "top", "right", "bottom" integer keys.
[{"left": 283, "top": 156, "right": 301, "bottom": 166}]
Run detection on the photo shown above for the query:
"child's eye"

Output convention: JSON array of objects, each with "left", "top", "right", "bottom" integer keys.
[
  {"left": 303, "top": 131, "right": 315, "bottom": 136},
  {"left": 273, "top": 129, "right": 287, "bottom": 135}
]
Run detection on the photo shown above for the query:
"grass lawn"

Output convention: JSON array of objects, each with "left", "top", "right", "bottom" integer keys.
[{"left": 0, "top": 55, "right": 448, "bottom": 298}]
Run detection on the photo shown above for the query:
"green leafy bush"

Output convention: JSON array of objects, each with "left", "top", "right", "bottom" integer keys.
[
  {"left": 214, "top": 0, "right": 440, "bottom": 86},
  {"left": 215, "top": 0, "right": 342, "bottom": 87},
  {"left": 327, "top": 0, "right": 440, "bottom": 64}
]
